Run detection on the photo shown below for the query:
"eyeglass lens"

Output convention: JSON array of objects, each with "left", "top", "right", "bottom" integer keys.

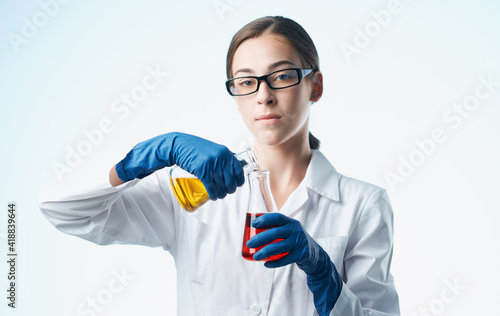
[{"left": 229, "top": 69, "right": 300, "bottom": 95}]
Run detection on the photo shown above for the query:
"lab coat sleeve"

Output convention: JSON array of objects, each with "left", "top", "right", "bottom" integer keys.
[
  {"left": 38, "top": 167, "right": 179, "bottom": 251},
  {"left": 330, "top": 188, "right": 400, "bottom": 316}
]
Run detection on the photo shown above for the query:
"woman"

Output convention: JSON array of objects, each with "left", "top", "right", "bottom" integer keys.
[{"left": 40, "top": 16, "right": 400, "bottom": 315}]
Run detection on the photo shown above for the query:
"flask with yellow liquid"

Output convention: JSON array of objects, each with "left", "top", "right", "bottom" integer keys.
[{"left": 169, "top": 148, "right": 259, "bottom": 212}]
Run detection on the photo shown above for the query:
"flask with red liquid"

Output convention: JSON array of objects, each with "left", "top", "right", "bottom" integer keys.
[{"left": 242, "top": 170, "right": 287, "bottom": 261}]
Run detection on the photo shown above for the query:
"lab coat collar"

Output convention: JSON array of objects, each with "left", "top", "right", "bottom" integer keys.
[
  {"left": 304, "top": 150, "right": 340, "bottom": 202},
  {"left": 274, "top": 150, "right": 340, "bottom": 217}
]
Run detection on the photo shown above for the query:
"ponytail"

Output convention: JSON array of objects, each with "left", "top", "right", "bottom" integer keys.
[{"left": 309, "top": 132, "right": 320, "bottom": 150}]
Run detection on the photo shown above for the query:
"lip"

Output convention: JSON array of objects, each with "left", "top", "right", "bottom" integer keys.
[
  {"left": 256, "top": 114, "right": 282, "bottom": 125},
  {"left": 256, "top": 114, "right": 282, "bottom": 120}
]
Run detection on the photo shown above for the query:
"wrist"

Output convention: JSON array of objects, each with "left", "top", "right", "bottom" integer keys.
[
  {"left": 303, "top": 259, "right": 342, "bottom": 316},
  {"left": 114, "top": 160, "right": 130, "bottom": 182},
  {"left": 296, "top": 244, "right": 330, "bottom": 276},
  {"left": 307, "top": 270, "right": 342, "bottom": 316},
  {"left": 110, "top": 165, "right": 126, "bottom": 187}
]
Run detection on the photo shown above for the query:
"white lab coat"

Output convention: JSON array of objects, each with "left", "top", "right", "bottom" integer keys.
[{"left": 39, "top": 150, "right": 400, "bottom": 315}]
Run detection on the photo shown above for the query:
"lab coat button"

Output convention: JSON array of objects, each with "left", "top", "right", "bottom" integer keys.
[{"left": 249, "top": 304, "right": 262, "bottom": 315}]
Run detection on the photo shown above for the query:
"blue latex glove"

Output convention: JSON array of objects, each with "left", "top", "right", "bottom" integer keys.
[
  {"left": 115, "top": 132, "right": 245, "bottom": 200},
  {"left": 246, "top": 213, "right": 343, "bottom": 316}
]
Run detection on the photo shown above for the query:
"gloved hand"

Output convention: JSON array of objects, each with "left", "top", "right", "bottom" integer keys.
[
  {"left": 115, "top": 132, "right": 245, "bottom": 200},
  {"left": 246, "top": 213, "right": 343, "bottom": 316}
]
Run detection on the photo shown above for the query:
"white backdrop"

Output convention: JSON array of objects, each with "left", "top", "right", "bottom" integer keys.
[{"left": 1, "top": 0, "right": 499, "bottom": 315}]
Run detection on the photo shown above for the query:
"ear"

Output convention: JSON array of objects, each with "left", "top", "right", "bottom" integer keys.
[{"left": 309, "top": 71, "right": 323, "bottom": 103}]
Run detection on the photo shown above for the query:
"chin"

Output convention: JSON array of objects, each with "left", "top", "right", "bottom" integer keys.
[{"left": 253, "top": 130, "right": 288, "bottom": 147}]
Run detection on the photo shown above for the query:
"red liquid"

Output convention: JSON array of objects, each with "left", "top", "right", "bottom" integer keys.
[{"left": 242, "top": 213, "right": 288, "bottom": 261}]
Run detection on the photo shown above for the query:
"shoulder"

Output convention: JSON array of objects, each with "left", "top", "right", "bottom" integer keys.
[
  {"left": 337, "top": 172, "right": 386, "bottom": 202},
  {"left": 336, "top": 172, "right": 394, "bottom": 232},
  {"left": 312, "top": 150, "right": 386, "bottom": 201}
]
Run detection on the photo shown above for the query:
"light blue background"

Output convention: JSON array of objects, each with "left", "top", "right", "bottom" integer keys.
[{"left": 1, "top": 0, "right": 499, "bottom": 315}]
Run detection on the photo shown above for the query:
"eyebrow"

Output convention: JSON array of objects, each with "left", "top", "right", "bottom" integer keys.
[{"left": 233, "top": 60, "right": 297, "bottom": 77}]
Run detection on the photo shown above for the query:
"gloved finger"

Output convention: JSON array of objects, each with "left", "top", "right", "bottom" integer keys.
[
  {"left": 222, "top": 167, "right": 237, "bottom": 195},
  {"left": 202, "top": 178, "right": 219, "bottom": 201},
  {"left": 227, "top": 151, "right": 245, "bottom": 187},
  {"left": 263, "top": 252, "right": 299, "bottom": 268},
  {"left": 246, "top": 225, "right": 293, "bottom": 248},
  {"left": 251, "top": 212, "right": 292, "bottom": 229},
  {"left": 252, "top": 238, "right": 297, "bottom": 261},
  {"left": 233, "top": 160, "right": 245, "bottom": 187},
  {"left": 203, "top": 182, "right": 219, "bottom": 201},
  {"left": 211, "top": 171, "right": 228, "bottom": 199}
]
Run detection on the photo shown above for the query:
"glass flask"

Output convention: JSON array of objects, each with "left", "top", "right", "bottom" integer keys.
[
  {"left": 169, "top": 147, "right": 259, "bottom": 212},
  {"left": 242, "top": 170, "right": 288, "bottom": 261}
]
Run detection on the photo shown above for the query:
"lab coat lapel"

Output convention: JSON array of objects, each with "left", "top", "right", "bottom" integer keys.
[
  {"left": 278, "top": 182, "right": 308, "bottom": 218},
  {"left": 305, "top": 150, "right": 340, "bottom": 202},
  {"left": 278, "top": 150, "right": 340, "bottom": 218}
]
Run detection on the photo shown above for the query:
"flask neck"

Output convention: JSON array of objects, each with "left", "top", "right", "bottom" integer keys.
[
  {"left": 247, "top": 170, "right": 278, "bottom": 214},
  {"left": 236, "top": 147, "right": 259, "bottom": 173}
]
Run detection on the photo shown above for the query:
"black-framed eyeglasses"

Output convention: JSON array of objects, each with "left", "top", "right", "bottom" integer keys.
[{"left": 225, "top": 68, "right": 314, "bottom": 96}]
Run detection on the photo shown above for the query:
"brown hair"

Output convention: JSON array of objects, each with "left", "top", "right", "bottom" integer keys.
[{"left": 226, "top": 16, "right": 321, "bottom": 150}]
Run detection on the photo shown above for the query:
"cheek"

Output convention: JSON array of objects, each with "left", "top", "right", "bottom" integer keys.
[{"left": 283, "top": 87, "right": 311, "bottom": 115}]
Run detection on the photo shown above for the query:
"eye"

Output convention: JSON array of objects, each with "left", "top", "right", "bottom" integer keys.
[
  {"left": 271, "top": 70, "right": 298, "bottom": 83},
  {"left": 237, "top": 79, "right": 255, "bottom": 87},
  {"left": 276, "top": 74, "right": 292, "bottom": 81}
]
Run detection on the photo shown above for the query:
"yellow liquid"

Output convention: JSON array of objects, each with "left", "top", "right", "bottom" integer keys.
[{"left": 170, "top": 177, "right": 209, "bottom": 212}]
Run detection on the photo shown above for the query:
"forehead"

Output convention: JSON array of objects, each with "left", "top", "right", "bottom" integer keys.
[{"left": 232, "top": 33, "right": 303, "bottom": 75}]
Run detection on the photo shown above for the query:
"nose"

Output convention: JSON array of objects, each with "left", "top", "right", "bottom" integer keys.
[{"left": 255, "top": 80, "right": 276, "bottom": 106}]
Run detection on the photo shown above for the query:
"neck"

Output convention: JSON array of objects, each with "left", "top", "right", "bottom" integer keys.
[{"left": 254, "top": 134, "right": 312, "bottom": 210}]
